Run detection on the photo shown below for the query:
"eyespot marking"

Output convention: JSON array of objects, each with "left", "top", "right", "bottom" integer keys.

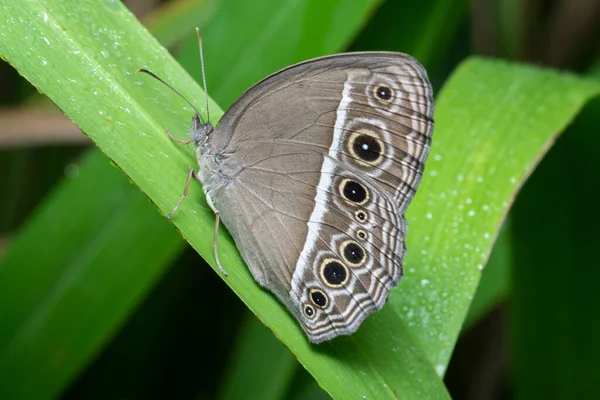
[
  {"left": 356, "top": 229, "right": 368, "bottom": 240},
  {"left": 339, "top": 178, "right": 369, "bottom": 205},
  {"left": 310, "top": 288, "right": 328, "bottom": 309},
  {"left": 374, "top": 85, "right": 393, "bottom": 102},
  {"left": 355, "top": 210, "right": 368, "bottom": 223},
  {"left": 341, "top": 240, "right": 367, "bottom": 267},
  {"left": 347, "top": 129, "right": 385, "bottom": 166},
  {"left": 319, "top": 258, "right": 349, "bottom": 288},
  {"left": 304, "top": 304, "right": 315, "bottom": 318}
]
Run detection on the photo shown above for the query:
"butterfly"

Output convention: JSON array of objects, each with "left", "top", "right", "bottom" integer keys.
[{"left": 140, "top": 33, "right": 434, "bottom": 343}]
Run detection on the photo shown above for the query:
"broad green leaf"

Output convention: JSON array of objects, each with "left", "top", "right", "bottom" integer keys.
[
  {"left": 461, "top": 63, "right": 600, "bottom": 334},
  {"left": 463, "top": 221, "right": 512, "bottom": 329},
  {"left": 403, "top": 59, "right": 600, "bottom": 371}
]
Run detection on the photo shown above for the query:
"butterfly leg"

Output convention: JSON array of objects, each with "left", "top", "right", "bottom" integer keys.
[
  {"left": 213, "top": 213, "right": 227, "bottom": 276},
  {"left": 165, "top": 128, "right": 192, "bottom": 144},
  {"left": 205, "top": 194, "right": 228, "bottom": 276},
  {"left": 167, "top": 167, "right": 197, "bottom": 219}
]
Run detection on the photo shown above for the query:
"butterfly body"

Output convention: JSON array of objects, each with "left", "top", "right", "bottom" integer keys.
[{"left": 193, "top": 52, "right": 434, "bottom": 343}]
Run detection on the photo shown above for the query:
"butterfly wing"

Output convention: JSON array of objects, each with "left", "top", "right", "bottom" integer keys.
[{"left": 199, "top": 52, "right": 434, "bottom": 343}]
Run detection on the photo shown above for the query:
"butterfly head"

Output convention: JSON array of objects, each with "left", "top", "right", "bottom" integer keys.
[{"left": 189, "top": 112, "right": 214, "bottom": 148}]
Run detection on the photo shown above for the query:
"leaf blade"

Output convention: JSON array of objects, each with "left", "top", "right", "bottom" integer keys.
[{"left": 399, "top": 59, "right": 600, "bottom": 370}]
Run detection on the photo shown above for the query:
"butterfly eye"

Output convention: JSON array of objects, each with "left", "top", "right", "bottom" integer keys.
[
  {"left": 319, "top": 259, "right": 349, "bottom": 288},
  {"left": 374, "top": 85, "right": 393, "bottom": 101},
  {"left": 303, "top": 304, "right": 316, "bottom": 318},
  {"left": 310, "top": 289, "right": 329, "bottom": 309},
  {"left": 339, "top": 178, "right": 369, "bottom": 205},
  {"left": 341, "top": 240, "right": 366, "bottom": 267}
]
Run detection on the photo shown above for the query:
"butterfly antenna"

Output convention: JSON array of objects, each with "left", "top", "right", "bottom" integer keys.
[
  {"left": 196, "top": 27, "right": 210, "bottom": 124},
  {"left": 136, "top": 68, "right": 206, "bottom": 124}
]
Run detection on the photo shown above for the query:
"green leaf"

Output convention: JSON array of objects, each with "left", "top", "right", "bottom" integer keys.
[
  {"left": 404, "top": 59, "right": 600, "bottom": 371},
  {"left": 463, "top": 221, "right": 512, "bottom": 329},
  {"left": 462, "top": 64, "right": 600, "bottom": 335}
]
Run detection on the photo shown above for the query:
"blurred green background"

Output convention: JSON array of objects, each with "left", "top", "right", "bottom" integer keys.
[{"left": 1, "top": 0, "right": 599, "bottom": 399}]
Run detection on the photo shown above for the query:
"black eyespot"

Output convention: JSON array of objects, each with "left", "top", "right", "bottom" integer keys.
[
  {"left": 356, "top": 230, "right": 367, "bottom": 240},
  {"left": 304, "top": 304, "right": 315, "bottom": 318},
  {"left": 355, "top": 210, "right": 367, "bottom": 223},
  {"left": 341, "top": 179, "right": 368, "bottom": 204},
  {"left": 321, "top": 260, "right": 348, "bottom": 287},
  {"left": 352, "top": 134, "right": 382, "bottom": 163},
  {"left": 342, "top": 241, "right": 366, "bottom": 266},
  {"left": 375, "top": 85, "right": 393, "bottom": 101},
  {"left": 310, "top": 289, "right": 328, "bottom": 308}
]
